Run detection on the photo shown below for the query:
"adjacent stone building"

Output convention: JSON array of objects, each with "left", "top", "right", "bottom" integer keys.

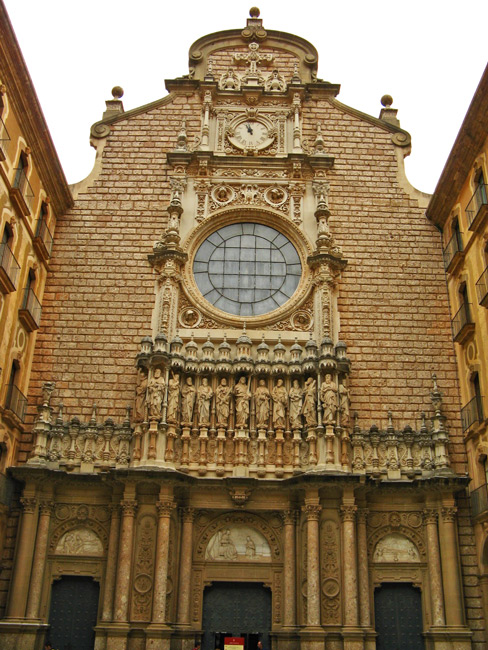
[
  {"left": 426, "top": 63, "right": 488, "bottom": 626},
  {"left": 0, "top": 7, "right": 485, "bottom": 650}
]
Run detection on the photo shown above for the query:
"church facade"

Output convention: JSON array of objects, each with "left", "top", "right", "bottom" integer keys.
[{"left": 0, "top": 8, "right": 486, "bottom": 650}]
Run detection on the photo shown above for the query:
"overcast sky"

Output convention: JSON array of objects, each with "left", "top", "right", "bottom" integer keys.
[{"left": 4, "top": 0, "right": 487, "bottom": 193}]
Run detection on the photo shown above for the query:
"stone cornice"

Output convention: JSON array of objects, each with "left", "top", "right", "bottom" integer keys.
[
  {"left": 426, "top": 63, "right": 488, "bottom": 227},
  {"left": 0, "top": 2, "right": 73, "bottom": 216}
]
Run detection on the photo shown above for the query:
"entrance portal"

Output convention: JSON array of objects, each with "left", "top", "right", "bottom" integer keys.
[
  {"left": 47, "top": 575, "right": 100, "bottom": 650},
  {"left": 202, "top": 582, "right": 271, "bottom": 650},
  {"left": 374, "top": 582, "right": 424, "bottom": 650}
]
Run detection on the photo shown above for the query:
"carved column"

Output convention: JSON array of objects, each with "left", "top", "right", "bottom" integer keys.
[
  {"left": 283, "top": 510, "right": 298, "bottom": 627},
  {"left": 176, "top": 507, "right": 195, "bottom": 626},
  {"left": 152, "top": 499, "right": 176, "bottom": 624},
  {"left": 113, "top": 499, "right": 138, "bottom": 622},
  {"left": 341, "top": 504, "right": 359, "bottom": 626},
  {"left": 25, "top": 500, "right": 54, "bottom": 619},
  {"left": 439, "top": 506, "right": 464, "bottom": 626},
  {"left": 423, "top": 509, "right": 445, "bottom": 626},
  {"left": 101, "top": 504, "right": 121, "bottom": 621},
  {"left": 357, "top": 508, "right": 370, "bottom": 627},
  {"left": 6, "top": 497, "right": 38, "bottom": 618},
  {"left": 302, "top": 503, "right": 321, "bottom": 627}
]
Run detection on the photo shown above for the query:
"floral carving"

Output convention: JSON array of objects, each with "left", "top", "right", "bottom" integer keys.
[
  {"left": 321, "top": 519, "right": 341, "bottom": 623},
  {"left": 131, "top": 515, "right": 156, "bottom": 620}
]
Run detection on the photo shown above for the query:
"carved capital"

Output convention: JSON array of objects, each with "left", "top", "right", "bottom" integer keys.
[
  {"left": 340, "top": 505, "right": 357, "bottom": 522},
  {"left": 180, "top": 506, "right": 196, "bottom": 523},
  {"left": 38, "top": 500, "right": 55, "bottom": 516},
  {"left": 423, "top": 508, "right": 438, "bottom": 525},
  {"left": 228, "top": 486, "right": 252, "bottom": 507},
  {"left": 302, "top": 504, "right": 321, "bottom": 521},
  {"left": 282, "top": 509, "right": 299, "bottom": 525},
  {"left": 357, "top": 508, "right": 369, "bottom": 524},
  {"left": 109, "top": 504, "right": 121, "bottom": 518},
  {"left": 156, "top": 500, "right": 176, "bottom": 518},
  {"left": 20, "top": 497, "right": 37, "bottom": 514},
  {"left": 441, "top": 506, "right": 457, "bottom": 523},
  {"left": 120, "top": 499, "right": 138, "bottom": 517}
]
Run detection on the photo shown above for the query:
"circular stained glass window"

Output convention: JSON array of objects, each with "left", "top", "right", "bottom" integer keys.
[{"left": 193, "top": 222, "right": 302, "bottom": 316}]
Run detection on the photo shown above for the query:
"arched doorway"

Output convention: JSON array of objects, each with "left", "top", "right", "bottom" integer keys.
[
  {"left": 202, "top": 582, "right": 271, "bottom": 650},
  {"left": 374, "top": 582, "right": 423, "bottom": 650},
  {"left": 47, "top": 576, "right": 100, "bottom": 650}
]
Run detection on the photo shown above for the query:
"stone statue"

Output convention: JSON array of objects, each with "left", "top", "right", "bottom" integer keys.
[
  {"left": 147, "top": 368, "right": 165, "bottom": 419},
  {"left": 216, "top": 378, "right": 232, "bottom": 427},
  {"left": 166, "top": 372, "right": 180, "bottom": 424},
  {"left": 289, "top": 379, "right": 302, "bottom": 429},
  {"left": 265, "top": 69, "right": 286, "bottom": 92},
  {"left": 134, "top": 368, "right": 148, "bottom": 422},
  {"left": 181, "top": 376, "right": 196, "bottom": 424},
  {"left": 301, "top": 377, "right": 317, "bottom": 427},
  {"left": 339, "top": 381, "right": 350, "bottom": 427},
  {"left": 320, "top": 374, "right": 338, "bottom": 424},
  {"left": 197, "top": 377, "right": 213, "bottom": 426},
  {"left": 219, "top": 67, "right": 241, "bottom": 91},
  {"left": 255, "top": 379, "right": 271, "bottom": 428},
  {"left": 234, "top": 376, "right": 250, "bottom": 428},
  {"left": 272, "top": 379, "right": 288, "bottom": 428},
  {"left": 245, "top": 536, "right": 256, "bottom": 558}
]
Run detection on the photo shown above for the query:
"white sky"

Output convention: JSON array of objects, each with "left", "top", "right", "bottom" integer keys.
[{"left": 4, "top": 0, "right": 487, "bottom": 192}]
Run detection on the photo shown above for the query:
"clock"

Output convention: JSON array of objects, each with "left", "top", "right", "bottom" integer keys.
[{"left": 228, "top": 118, "right": 275, "bottom": 152}]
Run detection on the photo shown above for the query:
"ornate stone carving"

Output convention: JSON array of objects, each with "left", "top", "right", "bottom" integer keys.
[
  {"left": 206, "top": 525, "right": 271, "bottom": 561},
  {"left": 20, "top": 497, "right": 37, "bottom": 514},
  {"left": 131, "top": 514, "right": 156, "bottom": 621},
  {"left": 373, "top": 533, "right": 420, "bottom": 563},
  {"left": 340, "top": 505, "right": 357, "bottom": 522},
  {"left": 321, "top": 520, "right": 341, "bottom": 623},
  {"left": 272, "top": 379, "right": 287, "bottom": 429},
  {"left": 55, "top": 527, "right": 103, "bottom": 556}
]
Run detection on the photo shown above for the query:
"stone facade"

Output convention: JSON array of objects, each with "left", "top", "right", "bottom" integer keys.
[{"left": 0, "top": 7, "right": 486, "bottom": 650}]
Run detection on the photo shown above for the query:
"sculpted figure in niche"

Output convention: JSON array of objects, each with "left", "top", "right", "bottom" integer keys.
[
  {"left": 234, "top": 376, "right": 251, "bottom": 428},
  {"left": 265, "top": 69, "right": 286, "bottom": 92},
  {"left": 197, "top": 377, "right": 213, "bottom": 426},
  {"left": 255, "top": 379, "right": 271, "bottom": 428},
  {"left": 272, "top": 379, "right": 288, "bottom": 428},
  {"left": 289, "top": 379, "right": 303, "bottom": 429},
  {"left": 181, "top": 376, "right": 196, "bottom": 424},
  {"left": 207, "top": 528, "right": 238, "bottom": 560},
  {"left": 320, "top": 374, "right": 338, "bottom": 424},
  {"left": 166, "top": 372, "right": 180, "bottom": 424},
  {"left": 216, "top": 378, "right": 232, "bottom": 427},
  {"left": 245, "top": 536, "right": 256, "bottom": 558},
  {"left": 147, "top": 368, "right": 165, "bottom": 419},
  {"left": 301, "top": 377, "right": 317, "bottom": 427},
  {"left": 339, "top": 380, "right": 350, "bottom": 427},
  {"left": 219, "top": 68, "right": 240, "bottom": 90},
  {"left": 134, "top": 368, "right": 148, "bottom": 422}
]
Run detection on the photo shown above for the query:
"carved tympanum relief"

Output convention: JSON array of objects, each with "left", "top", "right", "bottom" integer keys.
[
  {"left": 55, "top": 527, "right": 103, "bottom": 556},
  {"left": 205, "top": 525, "right": 271, "bottom": 561},
  {"left": 373, "top": 533, "right": 420, "bottom": 563}
]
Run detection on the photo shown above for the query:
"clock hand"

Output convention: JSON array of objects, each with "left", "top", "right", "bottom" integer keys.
[{"left": 246, "top": 123, "right": 254, "bottom": 135}]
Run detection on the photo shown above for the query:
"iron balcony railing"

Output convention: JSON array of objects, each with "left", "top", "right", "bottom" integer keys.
[
  {"left": 22, "top": 287, "right": 42, "bottom": 328},
  {"left": 471, "top": 484, "right": 488, "bottom": 518},
  {"left": 0, "top": 241, "right": 20, "bottom": 289},
  {"left": 476, "top": 266, "right": 488, "bottom": 306},
  {"left": 443, "top": 231, "right": 463, "bottom": 270},
  {"left": 4, "top": 384, "right": 27, "bottom": 422},
  {"left": 466, "top": 183, "right": 488, "bottom": 228},
  {"left": 451, "top": 302, "right": 473, "bottom": 340},
  {"left": 12, "top": 167, "right": 34, "bottom": 214},
  {"left": 461, "top": 395, "right": 484, "bottom": 432},
  {"left": 35, "top": 217, "right": 54, "bottom": 257},
  {"left": 0, "top": 116, "right": 10, "bottom": 159}
]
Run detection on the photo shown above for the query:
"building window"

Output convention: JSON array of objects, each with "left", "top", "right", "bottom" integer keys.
[
  {"left": 13, "top": 151, "right": 28, "bottom": 189},
  {"left": 34, "top": 201, "right": 54, "bottom": 259},
  {"left": 193, "top": 222, "right": 302, "bottom": 316},
  {"left": 452, "top": 281, "right": 474, "bottom": 342},
  {"left": 443, "top": 216, "right": 463, "bottom": 270},
  {"left": 19, "top": 268, "right": 41, "bottom": 331},
  {"left": 0, "top": 223, "right": 20, "bottom": 292},
  {"left": 4, "top": 361, "right": 27, "bottom": 422},
  {"left": 461, "top": 371, "right": 484, "bottom": 432}
]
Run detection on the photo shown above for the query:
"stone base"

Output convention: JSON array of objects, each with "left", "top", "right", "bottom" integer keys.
[
  {"left": 145, "top": 623, "right": 172, "bottom": 650},
  {"left": 426, "top": 625, "right": 473, "bottom": 649},
  {"left": 299, "top": 626, "right": 326, "bottom": 650},
  {"left": 170, "top": 626, "right": 200, "bottom": 650},
  {"left": 273, "top": 627, "right": 299, "bottom": 650},
  {"left": 97, "top": 622, "right": 131, "bottom": 650},
  {"left": 0, "top": 619, "right": 48, "bottom": 650},
  {"left": 341, "top": 627, "right": 365, "bottom": 650}
]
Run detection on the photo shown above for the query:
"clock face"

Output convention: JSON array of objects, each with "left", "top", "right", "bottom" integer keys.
[{"left": 232, "top": 121, "right": 270, "bottom": 150}]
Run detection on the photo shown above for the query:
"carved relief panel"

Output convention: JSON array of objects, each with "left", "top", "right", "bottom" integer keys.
[{"left": 130, "top": 513, "right": 157, "bottom": 621}]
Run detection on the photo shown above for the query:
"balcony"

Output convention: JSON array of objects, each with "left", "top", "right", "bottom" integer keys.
[
  {"left": 471, "top": 484, "right": 488, "bottom": 518},
  {"left": 451, "top": 302, "right": 474, "bottom": 343},
  {"left": 4, "top": 384, "right": 27, "bottom": 422},
  {"left": 466, "top": 183, "right": 488, "bottom": 232},
  {"left": 0, "top": 242, "right": 20, "bottom": 293},
  {"left": 461, "top": 395, "right": 484, "bottom": 432},
  {"left": 33, "top": 217, "right": 53, "bottom": 261},
  {"left": 476, "top": 266, "right": 488, "bottom": 308},
  {"left": 443, "top": 231, "right": 464, "bottom": 272},
  {"left": 9, "top": 167, "right": 34, "bottom": 216},
  {"left": 18, "top": 287, "right": 42, "bottom": 331},
  {"left": 0, "top": 116, "right": 10, "bottom": 161}
]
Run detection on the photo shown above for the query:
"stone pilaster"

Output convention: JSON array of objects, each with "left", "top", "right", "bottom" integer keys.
[
  {"left": 25, "top": 500, "right": 54, "bottom": 619},
  {"left": 357, "top": 508, "right": 370, "bottom": 628},
  {"left": 340, "top": 504, "right": 359, "bottom": 627},
  {"left": 101, "top": 504, "right": 121, "bottom": 622},
  {"left": 439, "top": 506, "right": 464, "bottom": 627},
  {"left": 176, "top": 507, "right": 195, "bottom": 626},
  {"left": 113, "top": 499, "right": 138, "bottom": 623},
  {"left": 6, "top": 497, "right": 38, "bottom": 619},
  {"left": 283, "top": 510, "right": 298, "bottom": 628},
  {"left": 423, "top": 509, "right": 446, "bottom": 627},
  {"left": 152, "top": 499, "right": 176, "bottom": 624},
  {"left": 302, "top": 503, "right": 321, "bottom": 627}
]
